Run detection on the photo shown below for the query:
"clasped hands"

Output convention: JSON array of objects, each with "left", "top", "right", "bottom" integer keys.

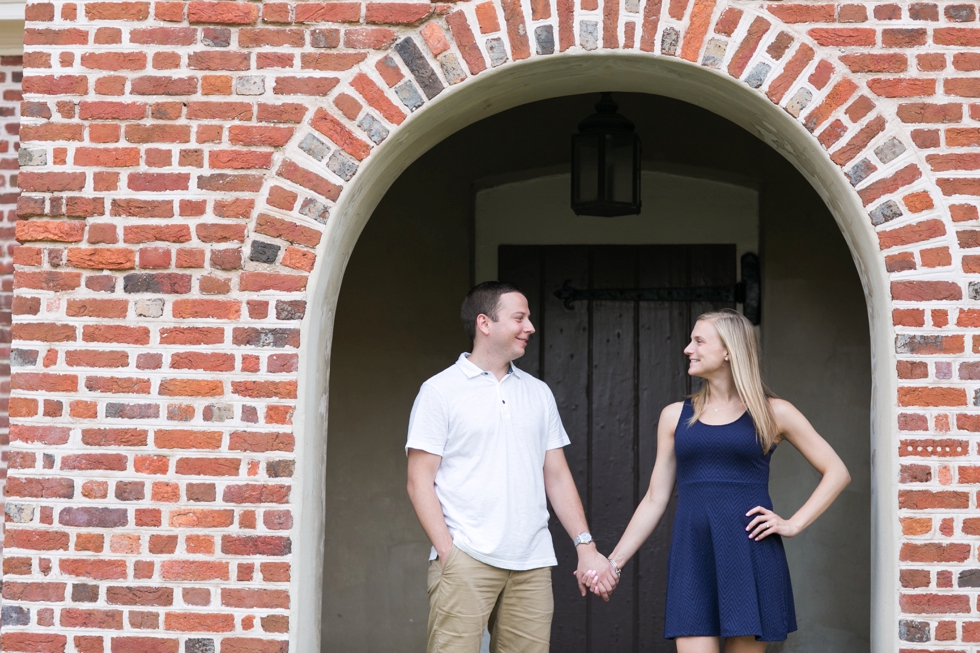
[{"left": 573, "top": 547, "right": 620, "bottom": 601}]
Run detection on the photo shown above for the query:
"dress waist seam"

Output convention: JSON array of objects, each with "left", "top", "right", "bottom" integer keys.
[{"left": 677, "top": 480, "right": 769, "bottom": 487}]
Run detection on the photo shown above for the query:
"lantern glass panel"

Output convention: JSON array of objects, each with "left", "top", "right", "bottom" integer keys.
[
  {"left": 573, "top": 133, "right": 600, "bottom": 203},
  {"left": 606, "top": 132, "right": 634, "bottom": 204}
]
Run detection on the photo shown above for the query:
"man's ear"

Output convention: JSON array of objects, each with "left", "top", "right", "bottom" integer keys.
[{"left": 475, "top": 314, "right": 492, "bottom": 337}]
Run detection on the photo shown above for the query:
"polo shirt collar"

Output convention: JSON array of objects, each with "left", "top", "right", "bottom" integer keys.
[{"left": 457, "top": 353, "right": 522, "bottom": 379}]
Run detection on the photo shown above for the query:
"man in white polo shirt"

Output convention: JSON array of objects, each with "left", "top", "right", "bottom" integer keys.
[{"left": 406, "top": 281, "right": 619, "bottom": 652}]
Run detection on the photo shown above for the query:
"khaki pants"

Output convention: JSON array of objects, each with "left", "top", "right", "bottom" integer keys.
[{"left": 427, "top": 546, "right": 553, "bottom": 653}]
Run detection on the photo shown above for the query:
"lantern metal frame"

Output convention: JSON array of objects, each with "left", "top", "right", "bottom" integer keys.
[{"left": 571, "top": 92, "right": 642, "bottom": 217}]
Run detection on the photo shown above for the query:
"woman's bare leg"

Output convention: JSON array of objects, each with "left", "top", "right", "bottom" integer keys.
[
  {"left": 676, "top": 636, "right": 721, "bottom": 653},
  {"left": 723, "top": 635, "right": 767, "bottom": 653}
]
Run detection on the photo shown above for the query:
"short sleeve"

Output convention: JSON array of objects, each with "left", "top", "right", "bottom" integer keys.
[
  {"left": 545, "top": 387, "right": 571, "bottom": 450},
  {"left": 406, "top": 383, "right": 450, "bottom": 456}
]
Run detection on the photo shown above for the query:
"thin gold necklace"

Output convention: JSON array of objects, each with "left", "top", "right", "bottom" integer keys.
[{"left": 709, "top": 402, "right": 743, "bottom": 412}]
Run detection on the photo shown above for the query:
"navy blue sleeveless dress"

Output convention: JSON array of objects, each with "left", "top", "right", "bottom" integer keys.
[{"left": 663, "top": 400, "right": 797, "bottom": 641}]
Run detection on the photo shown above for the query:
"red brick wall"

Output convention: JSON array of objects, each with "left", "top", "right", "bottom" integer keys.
[
  {"left": 5, "top": 0, "right": 980, "bottom": 650},
  {"left": 0, "top": 54, "right": 22, "bottom": 563}
]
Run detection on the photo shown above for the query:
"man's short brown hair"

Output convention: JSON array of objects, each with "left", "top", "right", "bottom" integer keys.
[{"left": 460, "top": 281, "right": 523, "bottom": 341}]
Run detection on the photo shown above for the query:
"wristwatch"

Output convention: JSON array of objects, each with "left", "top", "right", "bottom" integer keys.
[{"left": 573, "top": 532, "right": 593, "bottom": 547}]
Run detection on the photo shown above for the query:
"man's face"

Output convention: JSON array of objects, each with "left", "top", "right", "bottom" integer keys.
[{"left": 485, "top": 292, "right": 535, "bottom": 361}]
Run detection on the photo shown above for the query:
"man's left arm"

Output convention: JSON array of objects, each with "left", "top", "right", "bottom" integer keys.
[{"left": 543, "top": 448, "right": 620, "bottom": 601}]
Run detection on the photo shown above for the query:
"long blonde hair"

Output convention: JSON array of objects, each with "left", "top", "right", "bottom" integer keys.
[{"left": 687, "top": 309, "right": 780, "bottom": 453}]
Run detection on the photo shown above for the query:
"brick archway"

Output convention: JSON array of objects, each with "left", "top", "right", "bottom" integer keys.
[
  {"left": 8, "top": 0, "right": 978, "bottom": 651},
  {"left": 290, "top": 55, "right": 912, "bottom": 649},
  {"left": 280, "top": 6, "right": 962, "bottom": 652}
]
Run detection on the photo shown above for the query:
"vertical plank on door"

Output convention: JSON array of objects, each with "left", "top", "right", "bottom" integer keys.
[
  {"left": 635, "top": 246, "right": 687, "bottom": 653},
  {"left": 499, "top": 245, "right": 543, "bottom": 378},
  {"left": 543, "top": 246, "right": 591, "bottom": 650},
  {"left": 588, "top": 246, "right": 638, "bottom": 653}
]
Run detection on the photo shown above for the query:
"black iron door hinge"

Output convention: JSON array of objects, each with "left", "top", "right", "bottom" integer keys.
[{"left": 554, "top": 252, "right": 761, "bottom": 325}]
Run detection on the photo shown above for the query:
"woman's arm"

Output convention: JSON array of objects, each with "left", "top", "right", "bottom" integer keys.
[
  {"left": 746, "top": 398, "right": 851, "bottom": 540},
  {"left": 605, "top": 402, "right": 681, "bottom": 572}
]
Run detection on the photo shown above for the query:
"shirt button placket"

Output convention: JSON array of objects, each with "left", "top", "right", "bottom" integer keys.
[{"left": 498, "top": 384, "right": 510, "bottom": 419}]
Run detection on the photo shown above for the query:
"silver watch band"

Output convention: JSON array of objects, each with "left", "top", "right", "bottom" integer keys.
[{"left": 573, "top": 532, "right": 593, "bottom": 546}]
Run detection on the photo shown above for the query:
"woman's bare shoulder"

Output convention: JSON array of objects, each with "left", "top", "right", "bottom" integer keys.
[
  {"left": 660, "top": 401, "right": 685, "bottom": 422},
  {"left": 768, "top": 397, "right": 801, "bottom": 419},
  {"left": 767, "top": 397, "right": 809, "bottom": 438}
]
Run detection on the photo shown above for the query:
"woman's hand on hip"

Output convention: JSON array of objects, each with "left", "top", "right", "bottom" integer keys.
[{"left": 746, "top": 506, "right": 800, "bottom": 541}]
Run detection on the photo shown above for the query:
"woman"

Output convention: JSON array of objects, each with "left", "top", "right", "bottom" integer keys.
[{"left": 584, "top": 309, "right": 850, "bottom": 652}]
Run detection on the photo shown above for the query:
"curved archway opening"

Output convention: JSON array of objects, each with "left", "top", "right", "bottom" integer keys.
[{"left": 294, "top": 52, "right": 896, "bottom": 653}]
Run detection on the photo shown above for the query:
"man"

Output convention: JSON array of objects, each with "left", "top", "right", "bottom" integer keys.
[{"left": 406, "top": 281, "right": 620, "bottom": 652}]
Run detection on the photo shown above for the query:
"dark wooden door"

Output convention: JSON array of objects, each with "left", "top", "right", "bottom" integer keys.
[{"left": 498, "top": 244, "right": 737, "bottom": 653}]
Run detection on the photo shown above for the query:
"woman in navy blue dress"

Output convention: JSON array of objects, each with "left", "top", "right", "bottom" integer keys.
[{"left": 582, "top": 309, "right": 851, "bottom": 653}]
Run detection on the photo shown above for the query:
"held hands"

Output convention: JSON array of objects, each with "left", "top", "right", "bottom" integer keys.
[
  {"left": 746, "top": 506, "right": 801, "bottom": 541},
  {"left": 573, "top": 546, "right": 620, "bottom": 601}
]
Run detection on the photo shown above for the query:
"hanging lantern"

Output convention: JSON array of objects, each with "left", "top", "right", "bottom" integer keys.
[{"left": 571, "top": 92, "right": 642, "bottom": 217}]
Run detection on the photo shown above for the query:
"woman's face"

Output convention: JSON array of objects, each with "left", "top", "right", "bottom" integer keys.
[{"left": 683, "top": 320, "right": 729, "bottom": 378}]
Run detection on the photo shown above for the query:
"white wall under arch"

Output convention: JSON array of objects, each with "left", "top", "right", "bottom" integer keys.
[
  {"left": 294, "top": 51, "right": 897, "bottom": 653},
  {"left": 473, "top": 168, "right": 760, "bottom": 283}
]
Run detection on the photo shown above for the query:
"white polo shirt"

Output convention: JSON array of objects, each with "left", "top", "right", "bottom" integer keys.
[{"left": 406, "top": 353, "right": 571, "bottom": 570}]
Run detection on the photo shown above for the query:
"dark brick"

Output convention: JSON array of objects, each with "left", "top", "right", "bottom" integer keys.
[
  {"left": 896, "top": 334, "right": 962, "bottom": 354},
  {"left": 310, "top": 28, "right": 340, "bottom": 48},
  {"left": 958, "top": 568, "right": 980, "bottom": 587},
  {"left": 899, "top": 619, "right": 930, "bottom": 642},
  {"left": 202, "top": 27, "right": 231, "bottom": 47},
  {"left": 58, "top": 507, "right": 128, "bottom": 528},
  {"left": 275, "top": 300, "right": 305, "bottom": 320},
  {"left": 249, "top": 241, "right": 280, "bottom": 263},
  {"left": 11, "top": 349, "right": 40, "bottom": 367},
  {"left": 123, "top": 273, "right": 192, "bottom": 294},
  {"left": 947, "top": 4, "right": 977, "bottom": 21},
  {"left": 106, "top": 403, "right": 160, "bottom": 419},
  {"left": 535, "top": 25, "right": 554, "bottom": 55},
  {"left": 232, "top": 328, "right": 300, "bottom": 348},
  {"left": 186, "top": 639, "right": 215, "bottom": 653},
  {"left": 847, "top": 158, "right": 877, "bottom": 186},
  {"left": 71, "top": 584, "right": 100, "bottom": 603},
  {"left": 115, "top": 481, "right": 145, "bottom": 501},
  {"left": 22, "top": 102, "right": 52, "bottom": 119},
  {"left": 393, "top": 37, "right": 443, "bottom": 99},
  {"left": 1, "top": 606, "right": 30, "bottom": 626},
  {"left": 870, "top": 200, "right": 903, "bottom": 226},
  {"left": 267, "top": 460, "right": 295, "bottom": 478}
]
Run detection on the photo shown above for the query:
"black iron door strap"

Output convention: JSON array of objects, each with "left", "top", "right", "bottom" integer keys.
[{"left": 554, "top": 253, "right": 760, "bottom": 325}]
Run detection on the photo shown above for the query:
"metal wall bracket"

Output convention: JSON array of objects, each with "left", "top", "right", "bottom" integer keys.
[{"left": 554, "top": 252, "right": 761, "bottom": 325}]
